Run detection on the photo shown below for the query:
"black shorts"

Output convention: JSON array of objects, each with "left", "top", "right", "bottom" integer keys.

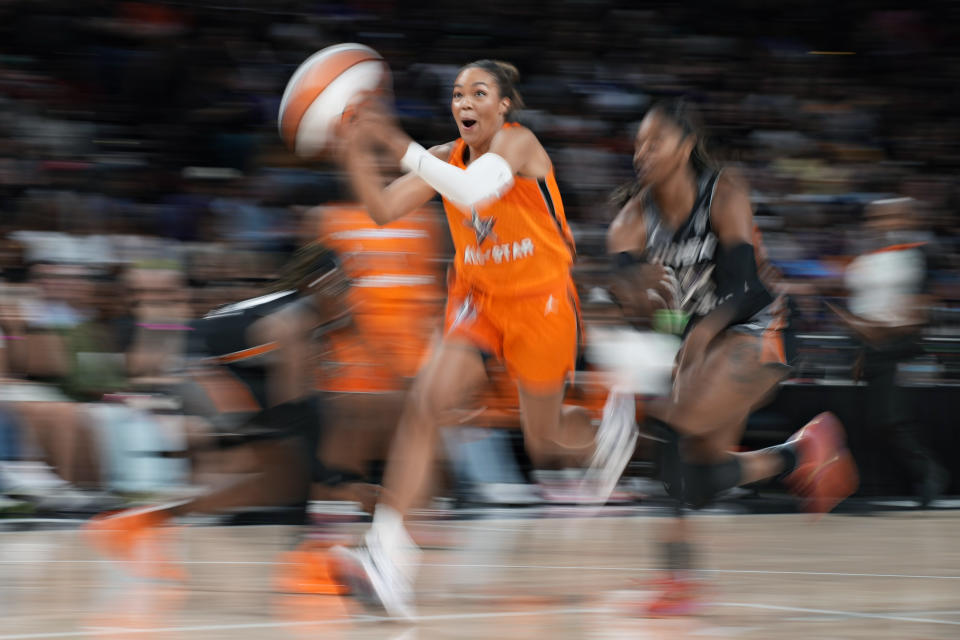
[
  {"left": 726, "top": 295, "right": 798, "bottom": 370},
  {"left": 190, "top": 305, "right": 275, "bottom": 409},
  {"left": 186, "top": 309, "right": 320, "bottom": 444}
]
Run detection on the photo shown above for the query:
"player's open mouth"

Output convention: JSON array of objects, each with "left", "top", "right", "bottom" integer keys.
[{"left": 461, "top": 119, "right": 477, "bottom": 129}]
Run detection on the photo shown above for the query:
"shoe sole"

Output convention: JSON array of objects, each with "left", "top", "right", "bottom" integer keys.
[
  {"left": 329, "top": 546, "right": 415, "bottom": 620},
  {"left": 275, "top": 551, "right": 347, "bottom": 595}
]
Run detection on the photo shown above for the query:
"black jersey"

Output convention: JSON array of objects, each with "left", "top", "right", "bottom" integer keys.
[
  {"left": 640, "top": 169, "right": 785, "bottom": 343},
  {"left": 199, "top": 290, "right": 301, "bottom": 368},
  {"left": 641, "top": 170, "right": 723, "bottom": 322}
]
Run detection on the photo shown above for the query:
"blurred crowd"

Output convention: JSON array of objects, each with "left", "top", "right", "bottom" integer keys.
[{"left": 0, "top": 1, "right": 958, "bottom": 513}]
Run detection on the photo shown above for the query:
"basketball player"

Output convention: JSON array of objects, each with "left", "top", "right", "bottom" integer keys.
[
  {"left": 310, "top": 203, "right": 444, "bottom": 488},
  {"left": 85, "top": 243, "right": 360, "bottom": 580},
  {"left": 328, "top": 59, "right": 608, "bottom": 618},
  {"left": 606, "top": 100, "right": 859, "bottom": 614}
]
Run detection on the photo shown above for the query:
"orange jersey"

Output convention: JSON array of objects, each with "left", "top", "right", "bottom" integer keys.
[
  {"left": 443, "top": 123, "right": 575, "bottom": 296},
  {"left": 314, "top": 204, "right": 444, "bottom": 390},
  {"left": 317, "top": 204, "right": 444, "bottom": 306}
]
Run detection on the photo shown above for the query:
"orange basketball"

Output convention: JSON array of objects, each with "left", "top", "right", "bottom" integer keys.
[{"left": 277, "top": 43, "right": 390, "bottom": 158}]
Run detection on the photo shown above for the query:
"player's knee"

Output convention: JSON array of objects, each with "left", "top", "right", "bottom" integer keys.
[
  {"left": 681, "top": 464, "right": 715, "bottom": 509},
  {"left": 406, "top": 384, "right": 446, "bottom": 429},
  {"left": 653, "top": 421, "right": 685, "bottom": 502}
]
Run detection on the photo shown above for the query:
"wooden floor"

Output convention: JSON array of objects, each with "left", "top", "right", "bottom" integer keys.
[{"left": 2, "top": 509, "right": 959, "bottom": 639}]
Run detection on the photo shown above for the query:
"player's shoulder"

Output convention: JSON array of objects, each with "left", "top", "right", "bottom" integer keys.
[
  {"left": 495, "top": 122, "right": 538, "bottom": 144},
  {"left": 712, "top": 165, "right": 749, "bottom": 200},
  {"left": 607, "top": 193, "right": 647, "bottom": 252},
  {"left": 708, "top": 166, "right": 753, "bottom": 222},
  {"left": 428, "top": 141, "right": 458, "bottom": 161},
  {"left": 612, "top": 191, "right": 646, "bottom": 227}
]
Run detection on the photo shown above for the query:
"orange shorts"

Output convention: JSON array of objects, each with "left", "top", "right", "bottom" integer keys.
[
  {"left": 316, "top": 301, "right": 437, "bottom": 394},
  {"left": 316, "top": 334, "right": 400, "bottom": 394},
  {"left": 444, "top": 277, "right": 579, "bottom": 393}
]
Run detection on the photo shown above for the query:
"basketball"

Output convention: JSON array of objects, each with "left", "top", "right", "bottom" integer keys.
[{"left": 278, "top": 43, "right": 390, "bottom": 158}]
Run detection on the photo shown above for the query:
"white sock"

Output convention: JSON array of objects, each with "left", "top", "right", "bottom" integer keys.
[{"left": 371, "top": 504, "right": 411, "bottom": 552}]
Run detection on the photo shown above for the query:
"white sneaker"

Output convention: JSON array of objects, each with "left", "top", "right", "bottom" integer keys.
[
  {"left": 579, "top": 389, "right": 638, "bottom": 505},
  {"left": 0, "top": 461, "right": 67, "bottom": 497},
  {"left": 330, "top": 529, "right": 420, "bottom": 620}
]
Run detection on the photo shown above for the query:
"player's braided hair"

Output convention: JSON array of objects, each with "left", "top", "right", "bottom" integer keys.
[
  {"left": 270, "top": 242, "right": 343, "bottom": 294},
  {"left": 610, "top": 98, "right": 716, "bottom": 209}
]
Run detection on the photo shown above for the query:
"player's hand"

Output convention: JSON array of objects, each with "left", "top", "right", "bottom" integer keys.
[
  {"left": 339, "top": 97, "right": 408, "bottom": 156},
  {"left": 825, "top": 300, "right": 884, "bottom": 344},
  {"left": 611, "top": 262, "right": 678, "bottom": 320},
  {"left": 640, "top": 263, "right": 679, "bottom": 310}
]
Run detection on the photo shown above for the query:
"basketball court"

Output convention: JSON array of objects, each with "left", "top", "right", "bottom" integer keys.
[{"left": 2, "top": 505, "right": 958, "bottom": 639}]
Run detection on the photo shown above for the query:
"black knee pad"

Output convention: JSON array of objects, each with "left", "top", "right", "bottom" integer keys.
[
  {"left": 651, "top": 420, "right": 685, "bottom": 502},
  {"left": 651, "top": 421, "right": 743, "bottom": 510},
  {"left": 681, "top": 464, "right": 716, "bottom": 510}
]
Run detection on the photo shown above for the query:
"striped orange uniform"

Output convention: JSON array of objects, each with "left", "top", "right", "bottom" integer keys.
[
  {"left": 315, "top": 204, "right": 444, "bottom": 393},
  {"left": 442, "top": 123, "right": 579, "bottom": 391}
]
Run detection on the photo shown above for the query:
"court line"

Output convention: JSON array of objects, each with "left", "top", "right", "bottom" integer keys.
[
  {"left": 2, "top": 558, "right": 958, "bottom": 581},
  {"left": 714, "top": 602, "right": 960, "bottom": 626},
  {"left": 419, "top": 562, "right": 960, "bottom": 580},
  {"left": 0, "top": 560, "right": 289, "bottom": 565},
  {"left": 0, "top": 606, "right": 607, "bottom": 639},
  {"left": 3, "top": 600, "right": 956, "bottom": 639}
]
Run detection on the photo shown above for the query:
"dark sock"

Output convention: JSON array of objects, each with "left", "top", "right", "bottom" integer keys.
[
  {"left": 661, "top": 540, "right": 695, "bottom": 573},
  {"left": 712, "top": 456, "right": 743, "bottom": 490},
  {"left": 648, "top": 419, "right": 684, "bottom": 501},
  {"left": 766, "top": 442, "right": 798, "bottom": 480}
]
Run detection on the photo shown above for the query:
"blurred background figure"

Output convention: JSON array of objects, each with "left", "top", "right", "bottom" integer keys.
[
  {"left": 84, "top": 241, "right": 359, "bottom": 581},
  {"left": 310, "top": 201, "right": 445, "bottom": 499},
  {"left": 830, "top": 196, "right": 950, "bottom": 506}
]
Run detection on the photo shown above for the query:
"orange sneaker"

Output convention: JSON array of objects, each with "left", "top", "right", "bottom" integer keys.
[
  {"left": 784, "top": 412, "right": 859, "bottom": 515},
  {"left": 643, "top": 575, "right": 704, "bottom": 617},
  {"left": 275, "top": 546, "right": 348, "bottom": 595},
  {"left": 84, "top": 508, "right": 185, "bottom": 581}
]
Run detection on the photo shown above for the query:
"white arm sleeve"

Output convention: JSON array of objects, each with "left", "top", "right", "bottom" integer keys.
[{"left": 400, "top": 142, "right": 514, "bottom": 209}]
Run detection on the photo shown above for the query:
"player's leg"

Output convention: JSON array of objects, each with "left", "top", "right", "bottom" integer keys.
[
  {"left": 517, "top": 387, "right": 595, "bottom": 468},
  {"left": 85, "top": 358, "right": 314, "bottom": 561},
  {"left": 867, "top": 367, "right": 947, "bottom": 506},
  {"left": 647, "top": 332, "right": 795, "bottom": 495},
  {"left": 641, "top": 330, "right": 855, "bottom": 616},
  {"left": 377, "top": 339, "right": 488, "bottom": 517},
  {"left": 331, "top": 339, "right": 487, "bottom": 618},
  {"left": 505, "top": 284, "right": 599, "bottom": 468}
]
